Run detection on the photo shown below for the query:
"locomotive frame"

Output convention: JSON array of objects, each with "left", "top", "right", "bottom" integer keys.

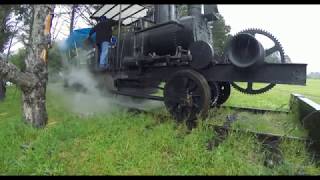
[{"left": 81, "top": 4, "right": 307, "bottom": 124}]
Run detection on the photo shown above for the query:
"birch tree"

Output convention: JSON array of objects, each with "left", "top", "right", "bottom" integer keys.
[{"left": 0, "top": 5, "right": 55, "bottom": 128}]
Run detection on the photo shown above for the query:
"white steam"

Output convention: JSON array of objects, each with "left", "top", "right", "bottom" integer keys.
[{"left": 49, "top": 46, "right": 163, "bottom": 116}]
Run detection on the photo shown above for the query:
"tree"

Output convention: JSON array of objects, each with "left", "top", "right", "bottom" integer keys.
[
  {"left": 211, "top": 13, "right": 232, "bottom": 57},
  {"left": 8, "top": 44, "right": 64, "bottom": 82},
  {"left": 177, "top": 4, "right": 188, "bottom": 18},
  {"left": 0, "top": 5, "right": 55, "bottom": 128},
  {"left": 69, "top": 5, "right": 77, "bottom": 35},
  {"left": 0, "top": 5, "right": 14, "bottom": 53},
  {"left": 0, "top": 5, "right": 15, "bottom": 101},
  {"left": 8, "top": 48, "right": 27, "bottom": 71},
  {"left": 13, "top": 5, "right": 35, "bottom": 47}
]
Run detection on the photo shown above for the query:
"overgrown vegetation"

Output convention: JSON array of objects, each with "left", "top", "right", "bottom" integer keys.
[{"left": 0, "top": 79, "right": 319, "bottom": 175}]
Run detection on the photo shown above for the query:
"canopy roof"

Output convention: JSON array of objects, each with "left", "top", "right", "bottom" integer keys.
[
  {"left": 59, "top": 28, "right": 96, "bottom": 52},
  {"left": 90, "top": 4, "right": 148, "bottom": 25}
]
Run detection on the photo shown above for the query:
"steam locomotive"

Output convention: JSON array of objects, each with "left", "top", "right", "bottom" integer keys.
[{"left": 70, "top": 4, "right": 306, "bottom": 124}]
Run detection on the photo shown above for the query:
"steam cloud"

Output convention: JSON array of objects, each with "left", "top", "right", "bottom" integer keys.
[{"left": 49, "top": 44, "right": 163, "bottom": 116}]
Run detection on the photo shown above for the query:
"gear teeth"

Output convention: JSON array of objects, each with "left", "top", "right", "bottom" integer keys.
[
  {"left": 231, "top": 82, "right": 276, "bottom": 95},
  {"left": 231, "top": 28, "right": 285, "bottom": 95}
]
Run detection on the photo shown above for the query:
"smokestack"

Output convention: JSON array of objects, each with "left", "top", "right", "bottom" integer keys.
[
  {"left": 154, "top": 4, "right": 176, "bottom": 24},
  {"left": 154, "top": 5, "right": 169, "bottom": 24},
  {"left": 188, "top": 4, "right": 202, "bottom": 17},
  {"left": 169, "top": 5, "right": 176, "bottom": 21}
]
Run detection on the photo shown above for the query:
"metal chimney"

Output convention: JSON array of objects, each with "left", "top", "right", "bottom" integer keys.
[
  {"left": 188, "top": 4, "right": 202, "bottom": 17},
  {"left": 154, "top": 4, "right": 176, "bottom": 24},
  {"left": 169, "top": 5, "right": 176, "bottom": 21}
]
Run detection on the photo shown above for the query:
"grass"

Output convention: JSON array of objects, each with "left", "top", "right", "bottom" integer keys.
[
  {"left": 0, "top": 79, "right": 319, "bottom": 175},
  {"left": 225, "top": 79, "right": 320, "bottom": 110}
]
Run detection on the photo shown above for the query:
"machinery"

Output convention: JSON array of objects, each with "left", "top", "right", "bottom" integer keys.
[{"left": 67, "top": 4, "right": 307, "bottom": 125}]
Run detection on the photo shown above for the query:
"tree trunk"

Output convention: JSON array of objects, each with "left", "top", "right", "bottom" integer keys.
[
  {"left": 0, "top": 80, "right": 5, "bottom": 101},
  {"left": 21, "top": 5, "right": 54, "bottom": 127},
  {"left": 69, "top": 5, "right": 76, "bottom": 35},
  {"left": 22, "top": 78, "right": 48, "bottom": 127},
  {"left": 0, "top": 5, "right": 55, "bottom": 128}
]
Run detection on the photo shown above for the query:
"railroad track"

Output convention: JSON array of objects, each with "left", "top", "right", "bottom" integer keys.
[{"left": 122, "top": 94, "right": 320, "bottom": 168}]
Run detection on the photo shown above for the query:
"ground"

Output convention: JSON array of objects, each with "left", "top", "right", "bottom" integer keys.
[{"left": 0, "top": 79, "right": 319, "bottom": 175}]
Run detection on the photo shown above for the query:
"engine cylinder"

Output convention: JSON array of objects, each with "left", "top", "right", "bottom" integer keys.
[
  {"left": 141, "top": 22, "right": 193, "bottom": 56},
  {"left": 226, "top": 33, "right": 265, "bottom": 68}
]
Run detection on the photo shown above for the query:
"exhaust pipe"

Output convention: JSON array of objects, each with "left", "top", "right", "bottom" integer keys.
[{"left": 226, "top": 33, "right": 265, "bottom": 68}]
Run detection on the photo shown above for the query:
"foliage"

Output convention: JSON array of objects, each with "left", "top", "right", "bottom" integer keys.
[
  {"left": 0, "top": 5, "right": 15, "bottom": 53},
  {"left": 9, "top": 48, "right": 26, "bottom": 71},
  {"left": 265, "top": 52, "right": 282, "bottom": 63},
  {"left": 12, "top": 5, "right": 34, "bottom": 45},
  {"left": 211, "top": 13, "right": 232, "bottom": 57},
  {"left": 176, "top": 5, "right": 188, "bottom": 18},
  {"left": 48, "top": 43, "right": 63, "bottom": 75},
  {"left": 8, "top": 43, "right": 63, "bottom": 75}
]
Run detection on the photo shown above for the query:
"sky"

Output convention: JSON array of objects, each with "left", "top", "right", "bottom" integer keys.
[
  {"left": 218, "top": 5, "right": 320, "bottom": 73},
  {"left": 9, "top": 5, "right": 320, "bottom": 73}
]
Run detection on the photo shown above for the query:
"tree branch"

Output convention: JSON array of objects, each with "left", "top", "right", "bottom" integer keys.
[{"left": 0, "top": 59, "right": 37, "bottom": 88}]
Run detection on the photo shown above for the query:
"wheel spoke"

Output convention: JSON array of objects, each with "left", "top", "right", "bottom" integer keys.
[
  {"left": 191, "top": 94, "right": 201, "bottom": 97},
  {"left": 164, "top": 69, "right": 211, "bottom": 124},
  {"left": 247, "top": 31, "right": 257, "bottom": 36},
  {"left": 266, "top": 45, "right": 278, "bottom": 56},
  {"left": 192, "top": 103, "right": 200, "bottom": 110},
  {"left": 229, "top": 29, "right": 284, "bottom": 95},
  {"left": 247, "top": 82, "right": 253, "bottom": 91},
  {"left": 165, "top": 94, "right": 183, "bottom": 102},
  {"left": 184, "top": 78, "right": 192, "bottom": 89},
  {"left": 189, "top": 82, "right": 198, "bottom": 92}
]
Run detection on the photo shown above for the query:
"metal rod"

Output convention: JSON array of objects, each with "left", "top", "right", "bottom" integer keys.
[
  {"left": 110, "top": 90, "right": 164, "bottom": 101},
  {"left": 117, "top": 4, "right": 122, "bottom": 72},
  {"left": 110, "top": 4, "right": 132, "bottom": 20},
  {"left": 219, "top": 106, "right": 289, "bottom": 114},
  {"left": 121, "top": 7, "right": 146, "bottom": 25}
]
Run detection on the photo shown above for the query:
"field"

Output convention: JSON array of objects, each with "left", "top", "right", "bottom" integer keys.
[{"left": 0, "top": 79, "right": 319, "bottom": 175}]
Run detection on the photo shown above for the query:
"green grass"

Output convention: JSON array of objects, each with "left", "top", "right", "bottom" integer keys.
[
  {"left": 0, "top": 79, "right": 319, "bottom": 175},
  {"left": 225, "top": 79, "right": 320, "bottom": 110}
]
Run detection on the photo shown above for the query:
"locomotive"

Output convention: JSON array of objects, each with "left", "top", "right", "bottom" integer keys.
[{"left": 67, "top": 4, "right": 306, "bottom": 124}]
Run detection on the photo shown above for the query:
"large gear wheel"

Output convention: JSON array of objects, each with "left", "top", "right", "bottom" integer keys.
[{"left": 230, "top": 28, "right": 286, "bottom": 95}]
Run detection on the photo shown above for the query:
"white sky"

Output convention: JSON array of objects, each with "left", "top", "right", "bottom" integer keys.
[
  {"left": 10, "top": 5, "right": 320, "bottom": 73},
  {"left": 218, "top": 4, "right": 320, "bottom": 73}
]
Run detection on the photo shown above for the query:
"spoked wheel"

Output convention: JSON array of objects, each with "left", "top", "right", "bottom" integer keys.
[
  {"left": 164, "top": 69, "right": 211, "bottom": 126},
  {"left": 208, "top": 81, "right": 231, "bottom": 107},
  {"left": 216, "top": 82, "right": 231, "bottom": 106},
  {"left": 208, "top": 81, "right": 220, "bottom": 107}
]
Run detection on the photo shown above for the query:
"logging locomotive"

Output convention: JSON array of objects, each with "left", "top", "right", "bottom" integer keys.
[{"left": 64, "top": 4, "right": 307, "bottom": 124}]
